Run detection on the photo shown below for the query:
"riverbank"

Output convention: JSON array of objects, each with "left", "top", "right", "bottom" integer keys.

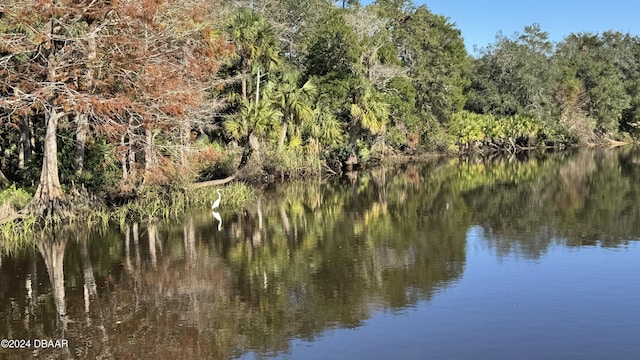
[
  {"left": 0, "top": 139, "right": 635, "bottom": 246},
  {"left": 0, "top": 182, "right": 254, "bottom": 244}
]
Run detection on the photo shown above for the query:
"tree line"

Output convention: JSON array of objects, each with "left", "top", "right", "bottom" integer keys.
[{"left": 1, "top": 0, "right": 640, "bottom": 218}]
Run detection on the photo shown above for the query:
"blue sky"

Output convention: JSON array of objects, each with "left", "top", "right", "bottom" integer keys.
[{"left": 375, "top": 1, "right": 640, "bottom": 54}]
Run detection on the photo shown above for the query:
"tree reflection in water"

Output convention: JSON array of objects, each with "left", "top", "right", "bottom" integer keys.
[
  {"left": 1, "top": 147, "right": 640, "bottom": 359},
  {"left": 36, "top": 233, "right": 69, "bottom": 330}
]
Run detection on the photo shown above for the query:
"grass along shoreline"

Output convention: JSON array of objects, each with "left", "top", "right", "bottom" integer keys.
[{"left": 0, "top": 182, "right": 255, "bottom": 248}]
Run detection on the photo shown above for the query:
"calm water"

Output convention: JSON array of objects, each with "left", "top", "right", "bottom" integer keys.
[{"left": 2, "top": 148, "right": 640, "bottom": 359}]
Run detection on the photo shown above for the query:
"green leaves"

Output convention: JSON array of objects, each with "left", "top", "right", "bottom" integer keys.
[
  {"left": 555, "top": 32, "right": 637, "bottom": 134},
  {"left": 303, "top": 9, "right": 362, "bottom": 78},
  {"left": 224, "top": 99, "right": 282, "bottom": 140},
  {"left": 306, "top": 109, "right": 345, "bottom": 148},
  {"left": 468, "top": 26, "right": 640, "bottom": 141},
  {"left": 263, "top": 70, "right": 317, "bottom": 150},
  {"left": 225, "top": 7, "right": 279, "bottom": 63},
  {"left": 449, "top": 111, "right": 541, "bottom": 148},
  {"left": 467, "top": 24, "right": 557, "bottom": 120},
  {"left": 394, "top": 6, "right": 471, "bottom": 122},
  {"left": 350, "top": 84, "right": 389, "bottom": 135}
]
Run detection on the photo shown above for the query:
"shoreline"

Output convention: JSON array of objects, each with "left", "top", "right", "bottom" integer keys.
[{"left": 0, "top": 142, "right": 635, "bottom": 233}]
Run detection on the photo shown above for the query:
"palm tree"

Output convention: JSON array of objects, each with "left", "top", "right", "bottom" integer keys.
[
  {"left": 225, "top": 8, "right": 281, "bottom": 102},
  {"left": 350, "top": 84, "right": 389, "bottom": 135},
  {"left": 304, "top": 108, "right": 345, "bottom": 149},
  {"left": 264, "top": 71, "right": 317, "bottom": 151},
  {"left": 225, "top": 98, "right": 283, "bottom": 169}
]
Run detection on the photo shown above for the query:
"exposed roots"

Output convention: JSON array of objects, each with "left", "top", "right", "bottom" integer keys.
[
  {"left": 0, "top": 202, "right": 22, "bottom": 225},
  {"left": 26, "top": 197, "right": 71, "bottom": 223},
  {"left": 22, "top": 184, "right": 107, "bottom": 225}
]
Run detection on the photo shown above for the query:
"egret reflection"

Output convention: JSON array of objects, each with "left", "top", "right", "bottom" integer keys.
[{"left": 212, "top": 210, "right": 222, "bottom": 231}]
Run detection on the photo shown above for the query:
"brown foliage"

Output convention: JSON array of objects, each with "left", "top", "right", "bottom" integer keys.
[
  {"left": 1, "top": 0, "right": 231, "bottom": 208},
  {"left": 142, "top": 145, "right": 227, "bottom": 187},
  {"left": 142, "top": 157, "right": 192, "bottom": 186},
  {"left": 557, "top": 80, "right": 593, "bottom": 143},
  {"left": 407, "top": 133, "right": 419, "bottom": 150},
  {"left": 190, "top": 146, "right": 223, "bottom": 171}
]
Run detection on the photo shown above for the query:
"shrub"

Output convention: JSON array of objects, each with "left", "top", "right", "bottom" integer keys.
[{"left": 0, "top": 185, "right": 32, "bottom": 211}]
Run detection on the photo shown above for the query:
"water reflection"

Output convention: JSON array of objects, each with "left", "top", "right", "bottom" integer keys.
[
  {"left": 1, "top": 147, "right": 640, "bottom": 359},
  {"left": 212, "top": 210, "right": 223, "bottom": 231}
]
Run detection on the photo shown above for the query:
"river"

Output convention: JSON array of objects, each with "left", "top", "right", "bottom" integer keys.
[{"left": 1, "top": 147, "right": 640, "bottom": 359}]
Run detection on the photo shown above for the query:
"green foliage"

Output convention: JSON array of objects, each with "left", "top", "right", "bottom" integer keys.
[
  {"left": 58, "top": 134, "right": 120, "bottom": 191},
  {"left": 466, "top": 24, "right": 558, "bottom": 120},
  {"left": 224, "top": 99, "right": 282, "bottom": 141},
  {"left": 224, "top": 7, "right": 280, "bottom": 71},
  {"left": 393, "top": 6, "right": 471, "bottom": 122},
  {"left": 313, "top": 76, "right": 354, "bottom": 118},
  {"left": 0, "top": 215, "right": 37, "bottom": 254},
  {"left": 304, "top": 109, "right": 346, "bottom": 149},
  {"left": 262, "top": 147, "right": 323, "bottom": 177},
  {"left": 264, "top": 69, "right": 317, "bottom": 150},
  {"left": 188, "top": 182, "right": 255, "bottom": 210},
  {"left": 356, "top": 139, "right": 371, "bottom": 163},
  {"left": 0, "top": 185, "right": 32, "bottom": 210},
  {"left": 555, "top": 32, "right": 636, "bottom": 134},
  {"left": 5, "top": 0, "right": 640, "bottom": 224},
  {"left": 449, "top": 111, "right": 542, "bottom": 149},
  {"left": 303, "top": 9, "right": 362, "bottom": 78},
  {"left": 464, "top": 26, "right": 640, "bottom": 143},
  {"left": 350, "top": 85, "right": 389, "bottom": 135},
  {"left": 449, "top": 111, "right": 487, "bottom": 146},
  {"left": 13, "top": 151, "right": 42, "bottom": 188},
  {"left": 386, "top": 77, "right": 419, "bottom": 134}
]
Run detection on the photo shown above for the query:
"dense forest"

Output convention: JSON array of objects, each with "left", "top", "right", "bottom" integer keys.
[{"left": 2, "top": 0, "right": 640, "bottom": 220}]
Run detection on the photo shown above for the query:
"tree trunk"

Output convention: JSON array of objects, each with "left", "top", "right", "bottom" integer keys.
[
  {"left": 31, "top": 108, "right": 66, "bottom": 217},
  {"left": 74, "top": 113, "right": 89, "bottom": 175},
  {"left": 278, "top": 120, "right": 288, "bottom": 151},
  {"left": 19, "top": 118, "right": 32, "bottom": 169},
  {"left": 238, "top": 138, "right": 254, "bottom": 170},
  {"left": 241, "top": 67, "right": 247, "bottom": 101},
  {"left": 190, "top": 174, "right": 237, "bottom": 189},
  {"left": 144, "top": 127, "right": 156, "bottom": 172},
  {"left": 74, "top": 27, "right": 96, "bottom": 176},
  {"left": 121, "top": 133, "right": 129, "bottom": 181},
  {"left": 0, "top": 168, "right": 7, "bottom": 186},
  {"left": 128, "top": 135, "right": 137, "bottom": 180},
  {"left": 180, "top": 120, "right": 190, "bottom": 166},
  {"left": 255, "top": 66, "right": 261, "bottom": 105}
]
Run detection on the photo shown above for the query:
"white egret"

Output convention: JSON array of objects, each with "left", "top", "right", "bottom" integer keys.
[{"left": 212, "top": 189, "right": 222, "bottom": 209}]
